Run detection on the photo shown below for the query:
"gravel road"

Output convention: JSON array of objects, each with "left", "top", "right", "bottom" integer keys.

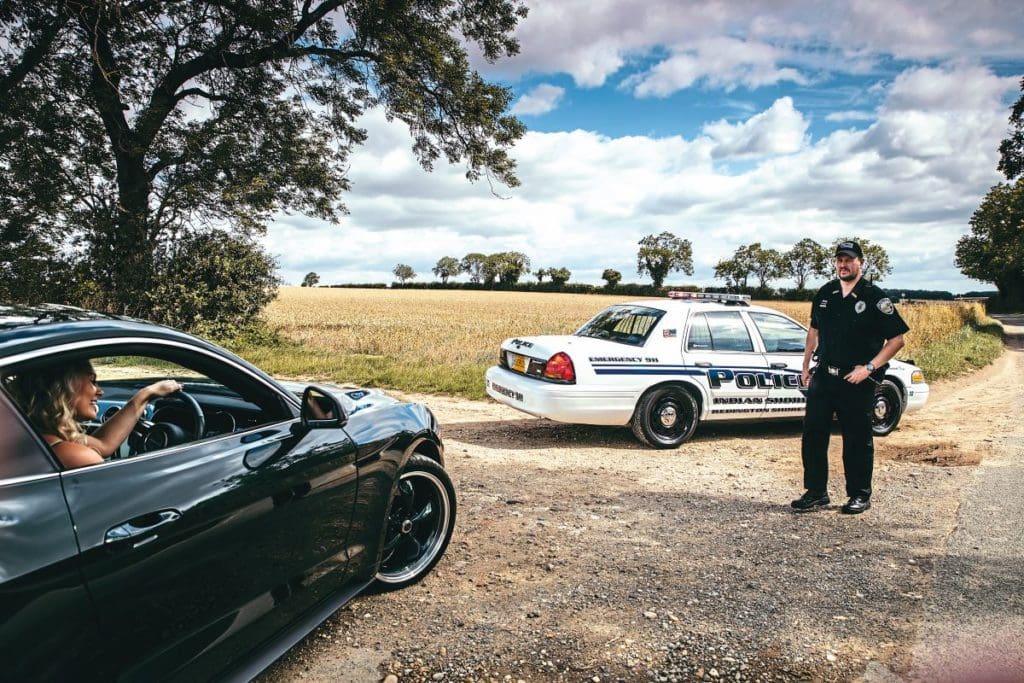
[{"left": 261, "top": 317, "right": 1024, "bottom": 683}]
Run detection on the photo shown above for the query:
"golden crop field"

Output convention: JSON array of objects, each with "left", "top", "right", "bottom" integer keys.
[{"left": 241, "top": 287, "right": 991, "bottom": 398}]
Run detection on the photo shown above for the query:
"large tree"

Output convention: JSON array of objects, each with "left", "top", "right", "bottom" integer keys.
[
  {"left": 636, "top": 232, "right": 693, "bottom": 288},
  {"left": 432, "top": 256, "right": 461, "bottom": 284},
  {"left": 747, "top": 243, "right": 787, "bottom": 289},
  {"left": 785, "top": 238, "right": 830, "bottom": 290},
  {"left": 956, "top": 179, "right": 1024, "bottom": 307},
  {"left": 0, "top": 1, "right": 526, "bottom": 319}
]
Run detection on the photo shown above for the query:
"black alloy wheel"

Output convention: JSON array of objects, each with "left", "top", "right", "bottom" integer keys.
[
  {"left": 376, "top": 454, "right": 456, "bottom": 588},
  {"left": 871, "top": 379, "right": 904, "bottom": 436},
  {"left": 631, "top": 385, "right": 699, "bottom": 449}
]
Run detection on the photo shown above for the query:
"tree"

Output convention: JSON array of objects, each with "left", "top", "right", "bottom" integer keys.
[
  {"left": 145, "top": 231, "right": 280, "bottom": 339},
  {"left": 548, "top": 267, "right": 571, "bottom": 285},
  {"left": 713, "top": 243, "right": 760, "bottom": 289},
  {"left": 785, "top": 238, "right": 830, "bottom": 290},
  {"left": 460, "top": 253, "right": 488, "bottom": 284},
  {"left": 748, "top": 244, "right": 788, "bottom": 289},
  {"left": 534, "top": 268, "right": 548, "bottom": 283},
  {"left": 492, "top": 251, "right": 531, "bottom": 285},
  {"left": 301, "top": 272, "right": 320, "bottom": 287},
  {"left": 998, "top": 77, "right": 1024, "bottom": 181},
  {"left": 956, "top": 179, "right": 1024, "bottom": 307},
  {"left": 0, "top": 1, "right": 526, "bottom": 321},
  {"left": 392, "top": 263, "right": 416, "bottom": 284},
  {"left": 602, "top": 268, "right": 622, "bottom": 288},
  {"left": 831, "top": 237, "right": 892, "bottom": 282},
  {"left": 636, "top": 232, "right": 693, "bottom": 288},
  {"left": 432, "top": 256, "right": 461, "bottom": 284}
]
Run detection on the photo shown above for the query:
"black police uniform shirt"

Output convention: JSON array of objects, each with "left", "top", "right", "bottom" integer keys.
[{"left": 810, "top": 277, "right": 909, "bottom": 371}]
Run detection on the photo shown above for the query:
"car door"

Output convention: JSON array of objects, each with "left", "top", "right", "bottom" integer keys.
[
  {"left": 748, "top": 311, "right": 809, "bottom": 416},
  {"left": 683, "top": 310, "right": 770, "bottom": 420},
  {"left": 53, "top": 349, "right": 360, "bottom": 681},
  {"left": 0, "top": 390, "right": 105, "bottom": 680}
]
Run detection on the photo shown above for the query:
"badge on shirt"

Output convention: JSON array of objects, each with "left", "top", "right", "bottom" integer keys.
[
  {"left": 877, "top": 298, "right": 895, "bottom": 314},
  {"left": 855, "top": 301, "right": 866, "bottom": 313}
]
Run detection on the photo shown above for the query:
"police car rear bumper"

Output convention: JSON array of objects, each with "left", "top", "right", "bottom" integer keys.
[{"left": 485, "top": 366, "right": 636, "bottom": 426}]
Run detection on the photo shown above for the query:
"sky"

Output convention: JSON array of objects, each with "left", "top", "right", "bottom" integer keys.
[{"left": 265, "top": 0, "right": 1024, "bottom": 294}]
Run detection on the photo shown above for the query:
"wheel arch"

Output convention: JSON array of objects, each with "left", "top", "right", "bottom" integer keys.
[{"left": 883, "top": 373, "right": 908, "bottom": 404}]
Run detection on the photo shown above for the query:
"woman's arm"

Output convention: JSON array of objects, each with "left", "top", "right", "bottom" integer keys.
[{"left": 86, "top": 380, "right": 183, "bottom": 457}]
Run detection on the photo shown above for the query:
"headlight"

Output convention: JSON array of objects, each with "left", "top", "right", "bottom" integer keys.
[{"left": 911, "top": 370, "right": 925, "bottom": 384}]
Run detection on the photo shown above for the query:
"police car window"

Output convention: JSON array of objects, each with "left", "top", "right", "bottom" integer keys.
[
  {"left": 575, "top": 305, "right": 665, "bottom": 347},
  {"left": 703, "top": 312, "right": 754, "bottom": 353},
  {"left": 749, "top": 313, "right": 806, "bottom": 353},
  {"left": 686, "top": 314, "right": 713, "bottom": 351}
]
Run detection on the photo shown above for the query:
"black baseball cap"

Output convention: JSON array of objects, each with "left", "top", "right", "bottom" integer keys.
[{"left": 834, "top": 240, "right": 863, "bottom": 259}]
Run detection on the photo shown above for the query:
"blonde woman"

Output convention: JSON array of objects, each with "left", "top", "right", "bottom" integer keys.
[{"left": 7, "top": 360, "right": 183, "bottom": 469}]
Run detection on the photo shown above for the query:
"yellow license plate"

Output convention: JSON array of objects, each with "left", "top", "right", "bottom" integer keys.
[{"left": 510, "top": 352, "right": 528, "bottom": 373}]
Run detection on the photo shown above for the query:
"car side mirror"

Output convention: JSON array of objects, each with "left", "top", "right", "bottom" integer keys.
[{"left": 300, "top": 386, "right": 348, "bottom": 430}]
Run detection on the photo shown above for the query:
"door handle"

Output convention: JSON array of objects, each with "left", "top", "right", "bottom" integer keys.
[
  {"left": 770, "top": 362, "right": 788, "bottom": 369},
  {"left": 105, "top": 509, "right": 181, "bottom": 546},
  {"left": 694, "top": 362, "right": 712, "bottom": 368}
]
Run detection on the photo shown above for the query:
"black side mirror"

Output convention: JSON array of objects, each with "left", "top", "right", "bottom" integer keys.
[{"left": 300, "top": 386, "right": 348, "bottom": 430}]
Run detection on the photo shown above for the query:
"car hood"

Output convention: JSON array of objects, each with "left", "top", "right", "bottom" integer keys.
[
  {"left": 277, "top": 380, "right": 401, "bottom": 416},
  {"left": 502, "top": 335, "right": 643, "bottom": 360}
]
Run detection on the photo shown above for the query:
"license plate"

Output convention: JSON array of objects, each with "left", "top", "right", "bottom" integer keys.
[{"left": 509, "top": 352, "right": 528, "bottom": 373}]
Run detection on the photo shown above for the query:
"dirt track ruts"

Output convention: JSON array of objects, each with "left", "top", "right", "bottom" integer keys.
[{"left": 261, "top": 317, "right": 1024, "bottom": 683}]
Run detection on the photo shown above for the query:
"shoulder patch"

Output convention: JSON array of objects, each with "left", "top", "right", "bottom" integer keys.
[{"left": 877, "top": 298, "right": 895, "bottom": 315}]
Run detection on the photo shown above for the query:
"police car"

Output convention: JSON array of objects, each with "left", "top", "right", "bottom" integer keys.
[{"left": 484, "top": 292, "right": 929, "bottom": 449}]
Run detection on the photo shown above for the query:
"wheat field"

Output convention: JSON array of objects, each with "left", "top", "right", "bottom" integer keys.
[{"left": 240, "top": 287, "right": 989, "bottom": 397}]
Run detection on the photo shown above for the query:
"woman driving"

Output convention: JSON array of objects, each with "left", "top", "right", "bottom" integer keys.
[{"left": 7, "top": 359, "right": 183, "bottom": 469}]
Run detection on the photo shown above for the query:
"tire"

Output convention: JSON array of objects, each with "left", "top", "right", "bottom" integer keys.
[
  {"left": 631, "top": 385, "right": 699, "bottom": 449},
  {"left": 375, "top": 453, "right": 456, "bottom": 588},
  {"left": 872, "top": 379, "right": 904, "bottom": 436}
]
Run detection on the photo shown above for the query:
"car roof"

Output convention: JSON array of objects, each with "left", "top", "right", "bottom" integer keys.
[{"left": 616, "top": 298, "right": 793, "bottom": 317}]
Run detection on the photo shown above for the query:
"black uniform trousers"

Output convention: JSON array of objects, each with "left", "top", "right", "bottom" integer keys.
[{"left": 801, "top": 368, "right": 875, "bottom": 498}]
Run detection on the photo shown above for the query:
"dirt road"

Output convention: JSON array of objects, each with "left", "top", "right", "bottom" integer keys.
[{"left": 262, "top": 318, "right": 1024, "bottom": 682}]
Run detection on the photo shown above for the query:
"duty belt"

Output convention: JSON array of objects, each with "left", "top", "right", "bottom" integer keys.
[{"left": 825, "top": 364, "right": 850, "bottom": 376}]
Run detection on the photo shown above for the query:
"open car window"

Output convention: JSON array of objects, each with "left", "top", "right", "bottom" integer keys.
[{"left": 2, "top": 347, "right": 294, "bottom": 464}]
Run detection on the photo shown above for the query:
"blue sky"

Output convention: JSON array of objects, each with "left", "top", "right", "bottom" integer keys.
[{"left": 266, "top": 0, "right": 1024, "bottom": 294}]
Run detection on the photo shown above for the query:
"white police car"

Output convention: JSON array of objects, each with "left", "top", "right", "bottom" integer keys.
[{"left": 485, "top": 292, "right": 929, "bottom": 448}]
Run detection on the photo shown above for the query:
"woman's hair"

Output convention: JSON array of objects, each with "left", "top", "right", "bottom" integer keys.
[{"left": 5, "top": 359, "right": 95, "bottom": 445}]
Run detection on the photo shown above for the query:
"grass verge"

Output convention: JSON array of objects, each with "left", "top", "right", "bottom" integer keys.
[{"left": 226, "top": 316, "right": 1005, "bottom": 399}]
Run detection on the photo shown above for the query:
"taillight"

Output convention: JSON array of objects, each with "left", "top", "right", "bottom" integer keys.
[{"left": 543, "top": 352, "right": 575, "bottom": 382}]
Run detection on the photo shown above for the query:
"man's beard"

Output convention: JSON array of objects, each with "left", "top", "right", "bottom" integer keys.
[{"left": 838, "top": 271, "right": 858, "bottom": 282}]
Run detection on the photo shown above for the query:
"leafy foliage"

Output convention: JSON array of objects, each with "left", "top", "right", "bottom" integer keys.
[
  {"left": 0, "top": 0, "right": 526, "bottom": 327},
  {"left": 636, "top": 232, "right": 693, "bottom": 288},
  {"left": 432, "top": 256, "right": 462, "bottom": 284},
  {"left": 547, "top": 267, "right": 571, "bottom": 285},
  {"left": 460, "top": 253, "right": 488, "bottom": 284},
  {"left": 601, "top": 268, "right": 622, "bottom": 288},
  {"left": 785, "top": 238, "right": 830, "bottom": 290},
  {"left": 956, "top": 179, "right": 1024, "bottom": 308},
  {"left": 301, "top": 272, "right": 320, "bottom": 287},
  {"left": 392, "top": 263, "right": 416, "bottom": 283},
  {"left": 998, "top": 77, "right": 1024, "bottom": 181}
]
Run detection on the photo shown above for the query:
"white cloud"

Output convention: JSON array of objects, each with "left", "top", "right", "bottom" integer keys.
[
  {"left": 266, "top": 64, "right": 1016, "bottom": 293},
  {"left": 702, "top": 97, "right": 809, "bottom": 158},
  {"left": 511, "top": 83, "right": 566, "bottom": 115},
  {"left": 825, "top": 110, "right": 875, "bottom": 122}
]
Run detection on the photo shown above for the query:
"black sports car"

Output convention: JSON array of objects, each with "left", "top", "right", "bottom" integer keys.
[{"left": 0, "top": 304, "right": 456, "bottom": 681}]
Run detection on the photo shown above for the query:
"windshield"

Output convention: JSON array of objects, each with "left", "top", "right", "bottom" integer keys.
[{"left": 575, "top": 305, "right": 665, "bottom": 347}]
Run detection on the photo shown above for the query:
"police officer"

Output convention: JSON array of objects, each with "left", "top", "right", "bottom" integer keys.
[{"left": 791, "top": 240, "right": 909, "bottom": 514}]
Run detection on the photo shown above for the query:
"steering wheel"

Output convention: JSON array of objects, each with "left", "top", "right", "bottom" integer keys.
[{"left": 129, "top": 391, "right": 206, "bottom": 454}]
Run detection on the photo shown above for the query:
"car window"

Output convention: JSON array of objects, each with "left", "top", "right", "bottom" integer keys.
[
  {"left": 575, "top": 305, "right": 665, "bottom": 347},
  {"left": 749, "top": 312, "right": 806, "bottom": 353},
  {"left": 687, "top": 312, "right": 754, "bottom": 353},
  {"left": 2, "top": 349, "right": 293, "bottom": 466}
]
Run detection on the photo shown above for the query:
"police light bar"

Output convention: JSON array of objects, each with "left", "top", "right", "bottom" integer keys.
[{"left": 667, "top": 291, "right": 751, "bottom": 303}]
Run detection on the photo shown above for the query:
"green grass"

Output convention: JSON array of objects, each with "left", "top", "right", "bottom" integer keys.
[
  {"left": 908, "top": 317, "right": 1005, "bottom": 382},
  {"left": 226, "top": 318, "right": 1005, "bottom": 398}
]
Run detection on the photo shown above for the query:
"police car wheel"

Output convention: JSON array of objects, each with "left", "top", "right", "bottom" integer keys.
[
  {"left": 631, "top": 386, "right": 699, "bottom": 449},
  {"left": 872, "top": 379, "right": 903, "bottom": 437}
]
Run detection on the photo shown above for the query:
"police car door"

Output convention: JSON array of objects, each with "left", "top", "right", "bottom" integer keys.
[
  {"left": 684, "top": 310, "right": 770, "bottom": 420},
  {"left": 748, "top": 311, "right": 808, "bottom": 418}
]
